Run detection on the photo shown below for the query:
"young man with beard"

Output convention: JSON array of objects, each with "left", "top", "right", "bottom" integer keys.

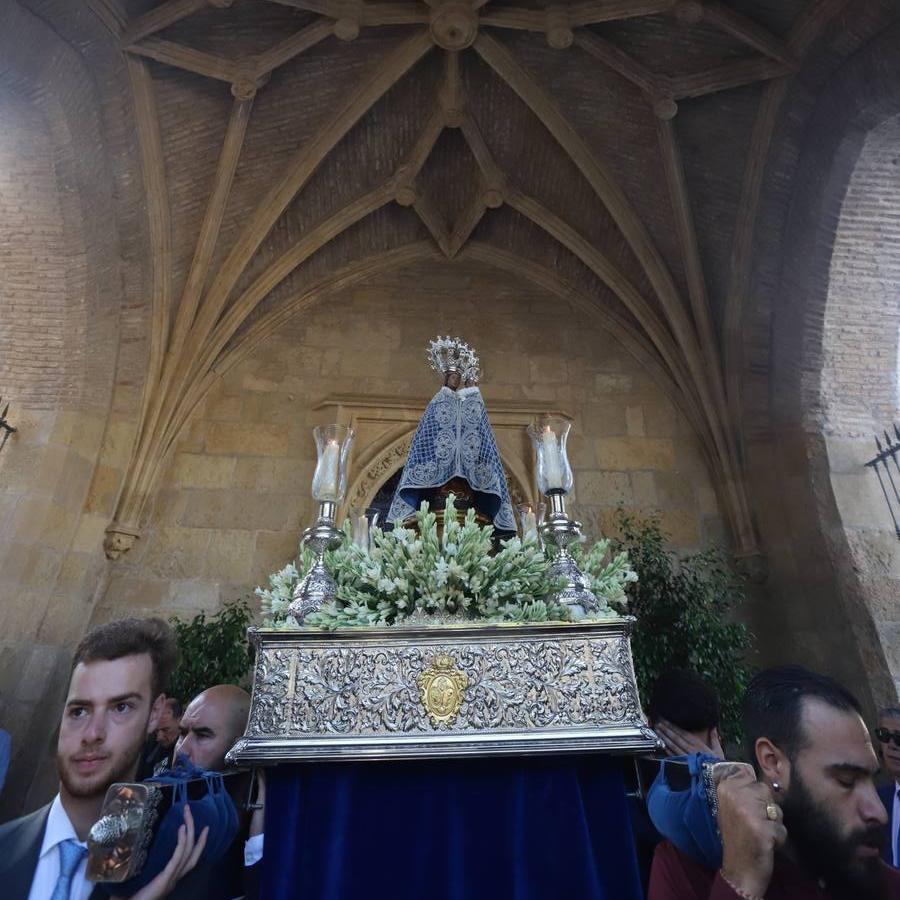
[
  {"left": 649, "top": 665, "right": 900, "bottom": 899},
  {"left": 0, "top": 618, "right": 208, "bottom": 900},
  {"left": 875, "top": 706, "right": 900, "bottom": 867}
]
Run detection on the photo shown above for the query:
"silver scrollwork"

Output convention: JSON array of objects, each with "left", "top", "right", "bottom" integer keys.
[{"left": 228, "top": 621, "right": 660, "bottom": 763}]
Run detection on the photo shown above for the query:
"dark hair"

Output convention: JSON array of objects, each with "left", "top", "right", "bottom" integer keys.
[
  {"left": 71, "top": 617, "right": 178, "bottom": 700},
  {"left": 647, "top": 668, "right": 720, "bottom": 732},
  {"left": 165, "top": 697, "right": 184, "bottom": 719},
  {"left": 741, "top": 665, "right": 862, "bottom": 766}
]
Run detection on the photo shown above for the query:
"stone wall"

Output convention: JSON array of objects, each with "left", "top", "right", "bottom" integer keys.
[
  {"left": 94, "top": 260, "right": 723, "bottom": 626},
  {"left": 740, "top": 18, "right": 900, "bottom": 711},
  {"left": 0, "top": 3, "right": 132, "bottom": 819},
  {"left": 823, "top": 114, "right": 900, "bottom": 691}
]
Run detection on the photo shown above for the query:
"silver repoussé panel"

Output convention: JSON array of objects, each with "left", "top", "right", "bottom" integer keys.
[{"left": 227, "top": 619, "right": 660, "bottom": 763}]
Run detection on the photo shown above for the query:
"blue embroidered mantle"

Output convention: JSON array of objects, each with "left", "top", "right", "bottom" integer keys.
[{"left": 388, "top": 386, "right": 515, "bottom": 531}]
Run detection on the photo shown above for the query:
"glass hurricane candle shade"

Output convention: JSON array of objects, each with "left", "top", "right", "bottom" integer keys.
[
  {"left": 516, "top": 502, "right": 545, "bottom": 544},
  {"left": 349, "top": 507, "right": 380, "bottom": 550},
  {"left": 527, "top": 416, "right": 573, "bottom": 495},
  {"left": 311, "top": 424, "right": 355, "bottom": 503}
]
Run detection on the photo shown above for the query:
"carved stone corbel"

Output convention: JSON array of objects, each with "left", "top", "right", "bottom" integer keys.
[{"left": 104, "top": 523, "right": 141, "bottom": 560}]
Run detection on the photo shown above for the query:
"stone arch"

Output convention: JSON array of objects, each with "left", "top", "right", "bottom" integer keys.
[
  {"left": 740, "top": 20, "right": 900, "bottom": 706},
  {"left": 0, "top": 0, "right": 131, "bottom": 819},
  {"left": 209, "top": 246, "right": 739, "bottom": 547},
  {"left": 819, "top": 114, "right": 900, "bottom": 697}
]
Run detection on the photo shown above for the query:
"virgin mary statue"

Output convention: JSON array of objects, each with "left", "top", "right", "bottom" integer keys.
[{"left": 387, "top": 337, "right": 516, "bottom": 532}]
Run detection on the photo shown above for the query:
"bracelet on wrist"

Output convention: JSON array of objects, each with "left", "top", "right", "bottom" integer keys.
[{"left": 719, "top": 871, "right": 764, "bottom": 900}]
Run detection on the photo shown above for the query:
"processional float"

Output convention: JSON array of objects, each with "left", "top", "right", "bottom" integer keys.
[
  {"left": 223, "top": 338, "right": 658, "bottom": 900},
  {"left": 229, "top": 337, "right": 657, "bottom": 763}
]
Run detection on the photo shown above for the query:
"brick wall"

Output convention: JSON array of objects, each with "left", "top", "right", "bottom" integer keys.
[
  {"left": 0, "top": 90, "right": 84, "bottom": 409},
  {"left": 740, "top": 17, "right": 900, "bottom": 710},
  {"left": 0, "top": 2, "right": 132, "bottom": 820},
  {"left": 823, "top": 114, "right": 900, "bottom": 434},
  {"left": 824, "top": 114, "right": 900, "bottom": 687}
]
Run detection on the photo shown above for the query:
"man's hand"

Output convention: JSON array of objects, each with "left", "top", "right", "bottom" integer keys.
[
  {"left": 715, "top": 763, "right": 786, "bottom": 899},
  {"left": 655, "top": 718, "right": 724, "bottom": 758},
  {"left": 113, "top": 804, "right": 209, "bottom": 900}
]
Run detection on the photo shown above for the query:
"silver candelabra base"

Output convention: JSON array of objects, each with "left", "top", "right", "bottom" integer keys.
[
  {"left": 541, "top": 491, "right": 600, "bottom": 619},
  {"left": 289, "top": 500, "right": 344, "bottom": 625}
]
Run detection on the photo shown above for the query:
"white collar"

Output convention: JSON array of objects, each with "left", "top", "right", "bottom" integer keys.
[
  {"left": 39, "top": 794, "right": 85, "bottom": 860},
  {"left": 437, "top": 385, "right": 481, "bottom": 397}
]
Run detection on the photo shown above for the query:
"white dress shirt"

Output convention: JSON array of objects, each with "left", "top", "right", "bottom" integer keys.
[
  {"left": 244, "top": 832, "right": 264, "bottom": 867},
  {"left": 892, "top": 780, "right": 900, "bottom": 868},
  {"left": 27, "top": 794, "right": 92, "bottom": 900}
]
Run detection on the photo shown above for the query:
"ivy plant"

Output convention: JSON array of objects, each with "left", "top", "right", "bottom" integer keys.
[
  {"left": 613, "top": 511, "right": 754, "bottom": 745},
  {"left": 167, "top": 599, "right": 254, "bottom": 705}
]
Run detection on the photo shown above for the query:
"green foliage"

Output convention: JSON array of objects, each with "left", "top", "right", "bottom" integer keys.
[
  {"left": 257, "top": 497, "right": 637, "bottom": 630},
  {"left": 570, "top": 538, "right": 638, "bottom": 616},
  {"left": 613, "top": 511, "right": 753, "bottom": 745},
  {"left": 167, "top": 599, "right": 254, "bottom": 705}
]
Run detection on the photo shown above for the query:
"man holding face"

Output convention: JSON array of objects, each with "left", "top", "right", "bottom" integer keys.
[
  {"left": 649, "top": 665, "right": 900, "bottom": 899},
  {"left": 0, "top": 618, "right": 207, "bottom": 900}
]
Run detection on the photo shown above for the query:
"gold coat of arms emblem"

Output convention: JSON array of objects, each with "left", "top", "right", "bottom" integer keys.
[{"left": 417, "top": 654, "right": 468, "bottom": 726}]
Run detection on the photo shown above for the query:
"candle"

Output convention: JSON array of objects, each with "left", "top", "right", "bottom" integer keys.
[
  {"left": 523, "top": 506, "right": 537, "bottom": 540},
  {"left": 541, "top": 426, "right": 563, "bottom": 489},
  {"left": 317, "top": 439, "right": 340, "bottom": 498},
  {"left": 354, "top": 514, "right": 369, "bottom": 550}
]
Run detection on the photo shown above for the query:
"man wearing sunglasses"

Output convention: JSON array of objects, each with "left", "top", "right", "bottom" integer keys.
[{"left": 877, "top": 707, "right": 900, "bottom": 869}]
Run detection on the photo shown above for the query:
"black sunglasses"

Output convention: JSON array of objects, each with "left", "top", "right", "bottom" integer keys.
[{"left": 875, "top": 727, "right": 900, "bottom": 747}]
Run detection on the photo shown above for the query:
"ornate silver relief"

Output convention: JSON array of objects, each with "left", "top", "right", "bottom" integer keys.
[{"left": 228, "top": 620, "right": 660, "bottom": 763}]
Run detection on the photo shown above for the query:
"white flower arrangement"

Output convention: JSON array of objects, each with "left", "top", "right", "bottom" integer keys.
[{"left": 256, "top": 498, "right": 636, "bottom": 630}]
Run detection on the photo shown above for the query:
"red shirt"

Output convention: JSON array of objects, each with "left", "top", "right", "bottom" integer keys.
[{"left": 648, "top": 839, "right": 900, "bottom": 900}]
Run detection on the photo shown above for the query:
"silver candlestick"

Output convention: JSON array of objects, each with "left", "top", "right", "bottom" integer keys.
[
  {"left": 289, "top": 500, "right": 344, "bottom": 624},
  {"left": 289, "top": 423, "right": 355, "bottom": 625},
  {"left": 527, "top": 414, "right": 599, "bottom": 620},
  {"left": 541, "top": 491, "right": 600, "bottom": 619}
]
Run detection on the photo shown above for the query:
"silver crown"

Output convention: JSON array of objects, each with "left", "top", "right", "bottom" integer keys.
[{"left": 426, "top": 336, "right": 481, "bottom": 384}]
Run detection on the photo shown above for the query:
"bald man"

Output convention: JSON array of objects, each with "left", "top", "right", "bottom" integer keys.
[
  {"left": 174, "top": 685, "right": 250, "bottom": 772},
  {"left": 170, "top": 685, "right": 262, "bottom": 899}
]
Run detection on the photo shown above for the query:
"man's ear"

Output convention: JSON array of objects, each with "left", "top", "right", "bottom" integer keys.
[
  {"left": 754, "top": 736, "right": 790, "bottom": 789},
  {"left": 148, "top": 693, "right": 166, "bottom": 735}
]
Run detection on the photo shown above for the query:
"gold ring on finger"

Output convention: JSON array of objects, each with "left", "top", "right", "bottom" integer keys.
[{"left": 765, "top": 803, "right": 779, "bottom": 821}]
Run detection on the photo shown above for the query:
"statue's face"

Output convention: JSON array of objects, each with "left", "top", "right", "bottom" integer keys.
[{"left": 444, "top": 371, "right": 462, "bottom": 390}]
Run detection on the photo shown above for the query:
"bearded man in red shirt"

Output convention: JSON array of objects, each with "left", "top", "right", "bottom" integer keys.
[{"left": 649, "top": 666, "right": 900, "bottom": 900}]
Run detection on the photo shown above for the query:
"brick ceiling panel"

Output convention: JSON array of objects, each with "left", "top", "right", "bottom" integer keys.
[
  {"left": 674, "top": 82, "right": 760, "bottom": 333},
  {"left": 462, "top": 46, "right": 650, "bottom": 287},
  {"left": 594, "top": 15, "right": 749, "bottom": 73},
  {"left": 229, "top": 204, "right": 430, "bottom": 348},
  {"left": 497, "top": 31, "right": 689, "bottom": 301},
  {"left": 154, "top": 65, "right": 233, "bottom": 298},
  {"left": 157, "top": 3, "right": 313, "bottom": 57}
]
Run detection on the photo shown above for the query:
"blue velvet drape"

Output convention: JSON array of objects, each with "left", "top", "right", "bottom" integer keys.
[{"left": 261, "top": 756, "right": 643, "bottom": 900}]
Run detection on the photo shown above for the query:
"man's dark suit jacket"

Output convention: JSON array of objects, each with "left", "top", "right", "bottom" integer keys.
[
  {"left": 0, "top": 803, "right": 107, "bottom": 900},
  {"left": 0, "top": 802, "right": 254, "bottom": 900},
  {"left": 881, "top": 782, "right": 898, "bottom": 868}
]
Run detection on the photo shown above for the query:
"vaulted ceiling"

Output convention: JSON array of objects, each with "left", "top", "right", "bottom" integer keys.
[{"left": 17, "top": 0, "right": 862, "bottom": 557}]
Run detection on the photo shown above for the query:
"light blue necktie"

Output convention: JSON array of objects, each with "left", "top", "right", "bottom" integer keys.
[{"left": 50, "top": 839, "right": 87, "bottom": 900}]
